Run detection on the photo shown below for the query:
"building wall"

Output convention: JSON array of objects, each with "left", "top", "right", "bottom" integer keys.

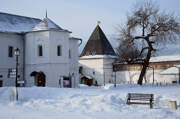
[
  {"left": 114, "top": 61, "right": 180, "bottom": 84},
  {"left": 79, "top": 58, "right": 180, "bottom": 85},
  {"left": 103, "top": 58, "right": 115, "bottom": 83},
  {"left": 69, "top": 39, "right": 79, "bottom": 87},
  {"left": 79, "top": 58, "right": 115, "bottom": 85},
  {"left": 115, "top": 70, "right": 178, "bottom": 84},
  {"left": 25, "top": 63, "right": 69, "bottom": 87},
  {"left": 25, "top": 30, "right": 79, "bottom": 87},
  {"left": 0, "top": 33, "right": 24, "bottom": 86}
]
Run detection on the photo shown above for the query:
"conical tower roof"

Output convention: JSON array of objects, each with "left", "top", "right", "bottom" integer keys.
[{"left": 80, "top": 25, "right": 116, "bottom": 57}]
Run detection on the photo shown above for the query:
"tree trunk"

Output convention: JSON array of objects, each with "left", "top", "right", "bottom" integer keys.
[
  {"left": 138, "top": 63, "right": 147, "bottom": 85},
  {"left": 138, "top": 44, "right": 152, "bottom": 85}
]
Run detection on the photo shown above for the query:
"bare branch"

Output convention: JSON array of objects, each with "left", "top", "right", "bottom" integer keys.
[{"left": 116, "top": 0, "right": 180, "bottom": 85}]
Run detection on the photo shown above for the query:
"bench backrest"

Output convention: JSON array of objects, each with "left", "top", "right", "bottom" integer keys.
[{"left": 128, "top": 93, "right": 153, "bottom": 100}]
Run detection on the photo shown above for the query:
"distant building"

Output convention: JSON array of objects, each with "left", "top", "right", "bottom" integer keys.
[
  {"left": 0, "top": 12, "right": 81, "bottom": 87},
  {"left": 79, "top": 23, "right": 180, "bottom": 85}
]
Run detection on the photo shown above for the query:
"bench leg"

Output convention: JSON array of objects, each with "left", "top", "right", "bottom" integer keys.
[
  {"left": 126, "top": 99, "right": 130, "bottom": 105},
  {"left": 150, "top": 103, "right": 153, "bottom": 109}
]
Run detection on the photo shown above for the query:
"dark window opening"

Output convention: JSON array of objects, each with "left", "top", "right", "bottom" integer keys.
[
  {"left": 0, "top": 80, "right": 2, "bottom": 87},
  {"left": 57, "top": 45, "right": 61, "bottom": 56},
  {"left": 8, "top": 46, "right": 13, "bottom": 57},
  {"left": 69, "top": 49, "right": 71, "bottom": 59},
  {"left": 38, "top": 45, "right": 43, "bottom": 56}
]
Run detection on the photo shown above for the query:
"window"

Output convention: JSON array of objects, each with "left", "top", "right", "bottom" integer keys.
[
  {"left": 7, "top": 68, "right": 15, "bottom": 78},
  {"left": 8, "top": 46, "right": 13, "bottom": 57},
  {"left": 38, "top": 45, "right": 43, "bottom": 56},
  {"left": 57, "top": 45, "right": 61, "bottom": 56},
  {"left": 69, "top": 49, "right": 71, "bottom": 59}
]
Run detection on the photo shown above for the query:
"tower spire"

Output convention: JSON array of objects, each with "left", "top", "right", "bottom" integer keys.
[{"left": 46, "top": 9, "right": 48, "bottom": 18}]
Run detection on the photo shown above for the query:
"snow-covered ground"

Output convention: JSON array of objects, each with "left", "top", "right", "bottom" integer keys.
[{"left": 0, "top": 84, "right": 180, "bottom": 119}]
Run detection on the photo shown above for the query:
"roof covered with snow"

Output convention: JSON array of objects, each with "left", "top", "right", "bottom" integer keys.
[
  {"left": 150, "top": 55, "right": 180, "bottom": 63},
  {"left": 0, "top": 12, "right": 66, "bottom": 33},
  {"left": 160, "top": 67, "right": 179, "bottom": 75},
  {"left": 0, "top": 12, "right": 41, "bottom": 33},
  {"left": 32, "top": 17, "right": 63, "bottom": 31},
  {"left": 80, "top": 55, "right": 117, "bottom": 59}
]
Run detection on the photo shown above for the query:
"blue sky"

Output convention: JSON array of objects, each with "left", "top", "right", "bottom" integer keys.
[{"left": 1, "top": 0, "right": 180, "bottom": 49}]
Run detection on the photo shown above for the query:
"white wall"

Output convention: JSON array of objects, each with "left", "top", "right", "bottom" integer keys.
[
  {"left": 79, "top": 56, "right": 178, "bottom": 85},
  {"left": 25, "top": 30, "right": 79, "bottom": 87},
  {"left": 115, "top": 69, "right": 179, "bottom": 84},
  {"left": 69, "top": 38, "right": 79, "bottom": 87},
  {"left": 103, "top": 58, "right": 115, "bottom": 83},
  {"left": 25, "top": 31, "right": 50, "bottom": 64},
  {"left": 25, "top": 63, "right": 69, "bottom": 87},
  {"left": 49, "top": 31, "right": 70, "bottom": 64},
  {"left": 79, "top": 58, "right": 104, "bottom": 85},
  {"left": 0, "top": 33, "right": 24, "bottom": 86},
  {"left": 79, "top": 58, "right": 115, "bottom": 85}
]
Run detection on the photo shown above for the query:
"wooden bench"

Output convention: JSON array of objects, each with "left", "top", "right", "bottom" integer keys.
[{"left": 126, "top": 93, "right": 154, "bottom": 108}]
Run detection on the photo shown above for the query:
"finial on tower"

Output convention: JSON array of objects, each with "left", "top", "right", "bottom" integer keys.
[
  {"left": 97, "top": 21, "right": 101, "bottom": 25},
  {"left": 46, "top": 9, "right": 48, "bottom": 18}
]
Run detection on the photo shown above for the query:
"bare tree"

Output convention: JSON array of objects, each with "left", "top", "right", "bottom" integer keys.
[
  {"left": 118, "top": 0, "right": 180, "bottom": 85},
  {"left": 116, "top": 40, "right": 145, "bottom": 64}
]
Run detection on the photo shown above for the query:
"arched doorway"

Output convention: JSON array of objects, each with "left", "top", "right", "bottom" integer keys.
[{"left": 30, "top": 71, "right": 46, "bottom": 87}]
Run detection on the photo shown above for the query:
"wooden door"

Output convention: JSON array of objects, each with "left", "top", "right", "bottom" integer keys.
[{"left": 37, "top": 75, "right": 45, "bottom": 87}]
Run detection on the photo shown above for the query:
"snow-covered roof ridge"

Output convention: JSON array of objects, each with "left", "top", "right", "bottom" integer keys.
[
  {"left": 32, "top": 17, "right": 63, "bottom": 31},
  {"left": 0, "top": 11, "right": 41, "bottom": 21},
  {"left": 0, "top": 12, "right": 70, "bottom": 33},
  {"left": 80, "top": 55, "right": 118, "bottom": 59},
  {"left": 150, "top": 55, "right": 180, "bottom": 62},
  {"left": 0, "top": 12, "right": 41, "bottom": 33}
]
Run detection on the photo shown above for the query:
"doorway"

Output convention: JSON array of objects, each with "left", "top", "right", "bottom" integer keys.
[
  {"left": 30, "top": 71, "right": 46, "bottom": 87},
  {"left": 0, "top": 80, "right": 2, "bottom": 87},
  {"left": 63, "top": 76, "right": 71, "bottom": 88},
  {"left": 36, "top": 72, "right": 46, "bottom": 87}
]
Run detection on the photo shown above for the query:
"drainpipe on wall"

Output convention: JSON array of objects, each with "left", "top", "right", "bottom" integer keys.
[{"left": 78, "top": 38, "right": 82, "bottom": 47}]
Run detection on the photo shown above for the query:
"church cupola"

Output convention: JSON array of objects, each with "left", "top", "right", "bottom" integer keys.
[
  {"left": 80, "top": 22, "right": 116, "bottom": 57},
  {"left": 32, "top": 17, "right": 63, "bottom": 31},
  {"left": 32, "top": 11, "right": 65, "bottom": 32}
]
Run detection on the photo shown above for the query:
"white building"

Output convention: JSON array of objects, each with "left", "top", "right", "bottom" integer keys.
[
  {"left": 79, "top": 24, "right": 117, "bottom": 86},
  {"left": 0, "top": 12, "right": 80, "bottom": 87}
]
